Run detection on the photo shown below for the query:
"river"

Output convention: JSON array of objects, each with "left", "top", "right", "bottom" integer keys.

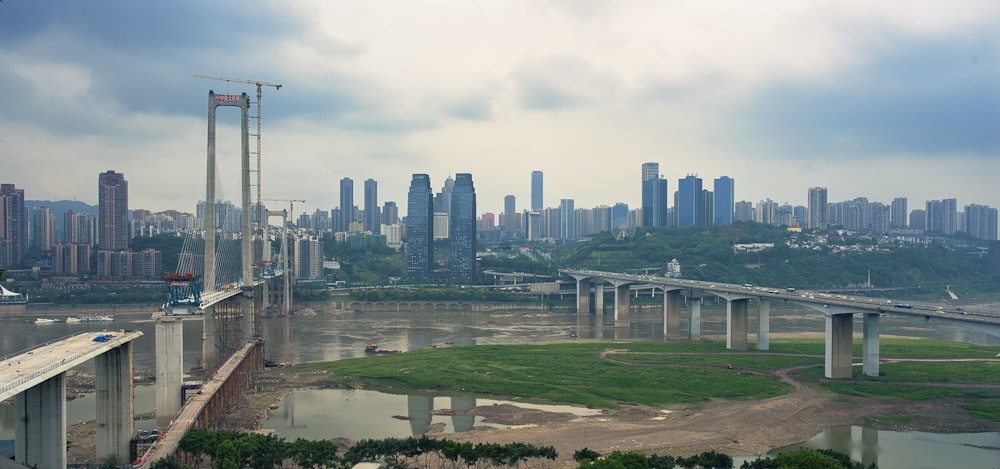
[{"left": 0, "top": 302, "right": 997, "bottom": 466}]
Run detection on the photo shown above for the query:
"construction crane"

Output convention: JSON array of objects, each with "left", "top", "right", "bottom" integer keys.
[
  {"left": 264, "top": 198, "right": 305, "bottom": 316},
  {"left": 194, "top": 74, "right": 282, "bottom": 263}
]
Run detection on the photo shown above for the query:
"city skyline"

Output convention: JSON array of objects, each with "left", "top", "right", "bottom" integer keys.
[{"left": 1, "top": 2, "right": 997, "bottom": 216}]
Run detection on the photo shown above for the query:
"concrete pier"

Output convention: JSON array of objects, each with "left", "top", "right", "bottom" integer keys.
[
  {"left": 95, "top": 342, "right": 134, "bottom": 463},
  {"left": 575, "top": 278, "right": 591, "bottom": 315},
  {"left": 663, "top": 289, "right": 682, "bottom": 338},
  {"left": 593, "top": 283, "right": 604, "bottom": 316},
  {"left": 727, "top": 298, "right": 749, "bottom": 351},
  {"left": 15, "top": 374, "right": 66, "bottom": 469},
  {"left": 156, "top": 318, "right": 184, "bottom": 431},
  {"left": 825, "top": 312, "right": 854, "bottom": 379},
  {"left": 758, "top": 299, "right": 770, "bottom": 351},
  {"left": 688, "top": 297, "right": 701, "bottom": 341},
  {"left": 202, "top": 304, "right": 219, "bottom": 369},
  {"left": 863, "top": 313, "right": 880, "bottom": 377},
  {"left": 613, "top": 282, "right": 631, "bottom": 327}
]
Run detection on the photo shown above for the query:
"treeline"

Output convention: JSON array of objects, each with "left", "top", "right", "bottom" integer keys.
[{"left": 145, "top": 430, "right": 875, "bottom": 469}]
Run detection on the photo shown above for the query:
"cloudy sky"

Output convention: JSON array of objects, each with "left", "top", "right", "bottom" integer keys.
[{"left": 1, "top": 1, "right": 998, "bottom": 218}]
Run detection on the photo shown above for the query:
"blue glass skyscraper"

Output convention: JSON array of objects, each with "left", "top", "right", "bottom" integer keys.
[
  {"left": 713, "top": 176, "right": 734, "bottom": 226},
  {"left": 406, "top": 174, "right": 433, "bottom": 279},
  {"left": 450, "top": 173, "right": 477, "bottom": 280},
  {"left": 677, "top": 175, "right": 703, "bottom": 227},
  {"left": 531, "top": 170, "right": 543, "bottom": 212},
  {"left": 640, "top": 162, "right": 667, "bottom": 227}
]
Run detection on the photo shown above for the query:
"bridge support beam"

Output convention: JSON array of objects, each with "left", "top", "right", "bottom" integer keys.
[
  {"left": 758, "top": 299, "right": 770, "bottom": 351},
  {"left": 203, "top": 304, "right": 219, "bottom": 369},
  {"left": 727, "top": 298, "right": 749, "bottom": 350},
  {"left": 825, "top": 313, "right": 854, "bottom": 379},
  {"left": 863, "top": 313, "right": 880, "bottom": 377},
  {"left": 663, "top": 290, "right": 682, "bottom": 338},
  {"left": 594, "top": 283, "right": 604, "bottom": 316},
  {"left": 156, "top": 317, "right": 184, "bottom": 431},
  {"left": 614, "top": 283, "right": 631, "bottom": 327},
  {"left": 15, "top": 373, "right": 66, "bottom": 469},
  {"left": 688, "top": 298, "right": 701, "bottom": 341},
  {"left": 96, "top": 341, "right": 134, "bottom": 463},
  {"left": 575, "top": 278, "right": 591, "bottom": 315}
]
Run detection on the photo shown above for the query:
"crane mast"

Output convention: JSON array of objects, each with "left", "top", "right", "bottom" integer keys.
[
  {"left": 194, "top": 74, "right": 282, "bottom": 263},
  {"left": 264, "top": 198, "right": 305, "bottom": 316}
]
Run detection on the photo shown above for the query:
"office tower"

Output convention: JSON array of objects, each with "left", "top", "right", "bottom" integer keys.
[
  {"left": 612, "top": 203, "right": 629, "bottom": 229},
  {"left": 450, "top": 173, "right": 477, "bottom": 280},
  {"left": 700, "top": 189, "right": 714, "bottom": 227},
  {"left": 677, "top": 175, "right": 704, "bottom": 227},
  {"left": 363, "top": 178, "right": 379, "bottom": 234},
  {"left": 382, "top": 201, "right": 399, "bottom": 225},
  {"left": 435, "top": 176, "right": 455, "bottom": 215},
  {"left": 531, "top": 170, "right": 544, "bottom": 212},
  {"left": 559, "top": 199, "right": 575, "bottom": 240},
  {"left": 640, "top": 163, "right": 668, "bottom": 228},
  {"left": 502, "top": 195, "right": 517, "bottom": 233},
  {"left": 0, "top": 183, "right": 27, "bottom": 268},
  {"left": 32, "top": 207, "right": 55, "bottom": 251},
  {"left": 98, "top": 170, "right": 129, "bottom": 251},
  {"left": 406, "top": 174, "right": 434, "bottom": 278},
  {"left": 891, "top": 197, "right": 908, "bottom": 229},
  {"left": 965, "top": 204, "right": 998, "bottom": 241},
  {"left": 338, "top": 177, "right": 354, "bottom": 232},
  {"left": 713, "top": 176, "right": 734, "bottom": 226},
  {"left": 807, "top": 187, "right": 828, "bottom": 229},
  {"left": 481, "top": 213, "right": 495, "bottom": 231}
]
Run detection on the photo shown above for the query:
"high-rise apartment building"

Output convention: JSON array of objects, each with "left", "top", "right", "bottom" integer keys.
[
  {"left": 382, "top": 201, "right": 399, "bottom": 225},
  {"left": 98, "top": 170, "right": 129, "bottom": 251},
  {"left": 449, "top": 173, "right": 477, "bottom": 280},
  {"left": 0, "top": 183, "right": 27, "bottom": 269},
  {"left": 807, "top": 187, "right": 828, "bottom": 229},
  {"left": 338, "top": 177, "right": 354, "bottom": 232},
  {"left": 531, "top": 170, "right": 543, "bottom": 212},
  {"left": 734, "top": 201, "right": 754, "bottom": 222},
  {"left": 32, "top": 207, "right": 55, "bottom": 251},
  {"left": 559, "top": 199, "right": 575, "bottom": 240},
  {"left": 502, "top": 195, "right": 517, "bottom": 233},
  {"left": 965, "top": 204, "right": 998, "bottom": 241},
  {"left": 364, "top": 178, "right": 379, "bottom": 234},
  {"left": 676, "top": 175, "right": 703, "bottom": 227},
  {"left": 640, "top": 163, "right": 668, "bottom": 227},
  {"left": 942, "top": 198, "right": 958, "bottom": 235},
  {"left": 405, "top": 174, "right": 434, "bottom": 279},
  {"left": 713, "top": 176, "right": 734, "bottom": 226},
  {"left": 890, "top": 197, "right": 908, "bottom": 229}
]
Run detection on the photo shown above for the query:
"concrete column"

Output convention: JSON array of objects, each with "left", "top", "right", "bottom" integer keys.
[
  {"left": 614, "top": 283, "right": 631, "bottom": 327},
  {"left": 156, "top": 317, "right": 184, "bottom": 431},
  {"left": 863, "top": 313, "right": 880, "bottom": 377},
  {"left": 663, "top": 290, "right": 682, "bottom": 338},
  {"left": 202, "top": 304, "right": 219, "bottom": 369},
  {"left": 241, "top": 292, "right": 255, "bottom": 342},
  {"left": 96, "top": 342, "right": 134, "bottom": 463},
  {"left": 576, "top": 278, "right": 591, "bottom": 315},
  {"left": 594, "top": 283, "right": 604, "bottom": 316},
  {"left": 688, "top": 298, "right": 701, "bottom": 341},
  {"left": 727, "top": 298, "right": 749, "bottom": 351},
  {"left": 825, "top": 312, "right": 854, "bottom": 379},
  {"left": 15, "top": 373, "right": 66, "bottom": 469},
  {"left": 757, "top": 299, "right": 770, "bottom": 351}
]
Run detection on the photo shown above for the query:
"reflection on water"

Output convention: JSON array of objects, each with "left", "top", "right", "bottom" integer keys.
[{"left": 763, "top": 426, "right": 1000, "bottom": 469}]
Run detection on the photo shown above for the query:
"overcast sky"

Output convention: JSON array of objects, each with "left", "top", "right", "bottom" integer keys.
[{"left": 1, "top": 1, "right": 998, "bottom": 218}]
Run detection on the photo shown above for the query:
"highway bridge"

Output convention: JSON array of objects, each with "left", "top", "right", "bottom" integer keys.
[{"left": 561, "top": 269, "right": 1000, "bottom": 380}]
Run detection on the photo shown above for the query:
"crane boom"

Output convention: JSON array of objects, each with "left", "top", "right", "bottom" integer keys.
[{"left": 193, "top": 73, "right": 282, "bottom": 90}]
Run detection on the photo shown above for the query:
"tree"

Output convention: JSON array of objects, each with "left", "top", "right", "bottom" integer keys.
[{"left": 213, "top": 440, "right": 238, "bottom": 469}]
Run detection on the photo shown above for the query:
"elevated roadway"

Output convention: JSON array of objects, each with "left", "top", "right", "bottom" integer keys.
[
  {"left": 561, "top": 269, "right": 1000, "bottom": 379},
  {"left": 0, "top": 330, "right": 143, "bottom": 469}
]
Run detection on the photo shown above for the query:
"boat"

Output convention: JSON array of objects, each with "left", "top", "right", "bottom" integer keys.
[
  {"left": 35, "top": 318, "right": 59, "bottom": 324},
  {"left": 0, "top": 283, "right": 28, "bottom": 305},
  {"left": 364, "top": 343, "right": 401, "bottom": 354},
  {"left": 68, "top": 315, "right": 114, "bottom": 323}
]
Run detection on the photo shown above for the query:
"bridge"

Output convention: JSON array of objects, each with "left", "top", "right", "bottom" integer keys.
[
  {"left": 0, "top": 331, "right": 143, "bottom": 469},
  {"left": 561, "top": 269, "right": 1000, "bottom": 380}
]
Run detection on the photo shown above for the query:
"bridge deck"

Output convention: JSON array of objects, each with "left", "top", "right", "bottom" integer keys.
[{"left": 0, "top": 330, "right": 144, "bottom": 402}]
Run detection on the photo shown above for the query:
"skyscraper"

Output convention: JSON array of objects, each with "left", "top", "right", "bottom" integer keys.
[
  {"left": 382, "top": 201, "right": 399, "bottom": 225},
  {"left": 364, "top": 178, "right": 379, "bottom": 234},
  {"left": 713, "top": 176, "right": 734, "bottom": 226},
  {"left": 338, "top": 177, "right": 354, "bottom": 232},
  {"left": 503, "top": 195, "right": 517, "bottom": 233},
  {"left": 32, "top": 207, "right": 55, "bottom": 251},
  {"left": 450, "top": 173, "right": 477, "bottom": 280},
  {"left": 98, "top": 170, "right": 129, "bottom": 251},
  {"left": 640, "top": 163, "right": 667, "bottom": 227},
  {"left": 676, "top": 175, "right": 703, "bottom": 227},
  {"left": 405, "top": 174, "right": 434, "bottom": 279},
  {"left": 0, "top": 183, "right": 27, "bottom": 268},
  {"left": 807, "top": 187, "right": 828, "bottom": 229},
  {"left": 531, "top": 170, "right": 543, "bottom": 212}
]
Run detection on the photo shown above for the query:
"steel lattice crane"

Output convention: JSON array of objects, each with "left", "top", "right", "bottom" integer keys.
[
  {"left": 264, "top": 198, "right": 305, "bottom": 316},
  {"left": 194, "top": 74, "right": 282, "bottom": 262}
]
